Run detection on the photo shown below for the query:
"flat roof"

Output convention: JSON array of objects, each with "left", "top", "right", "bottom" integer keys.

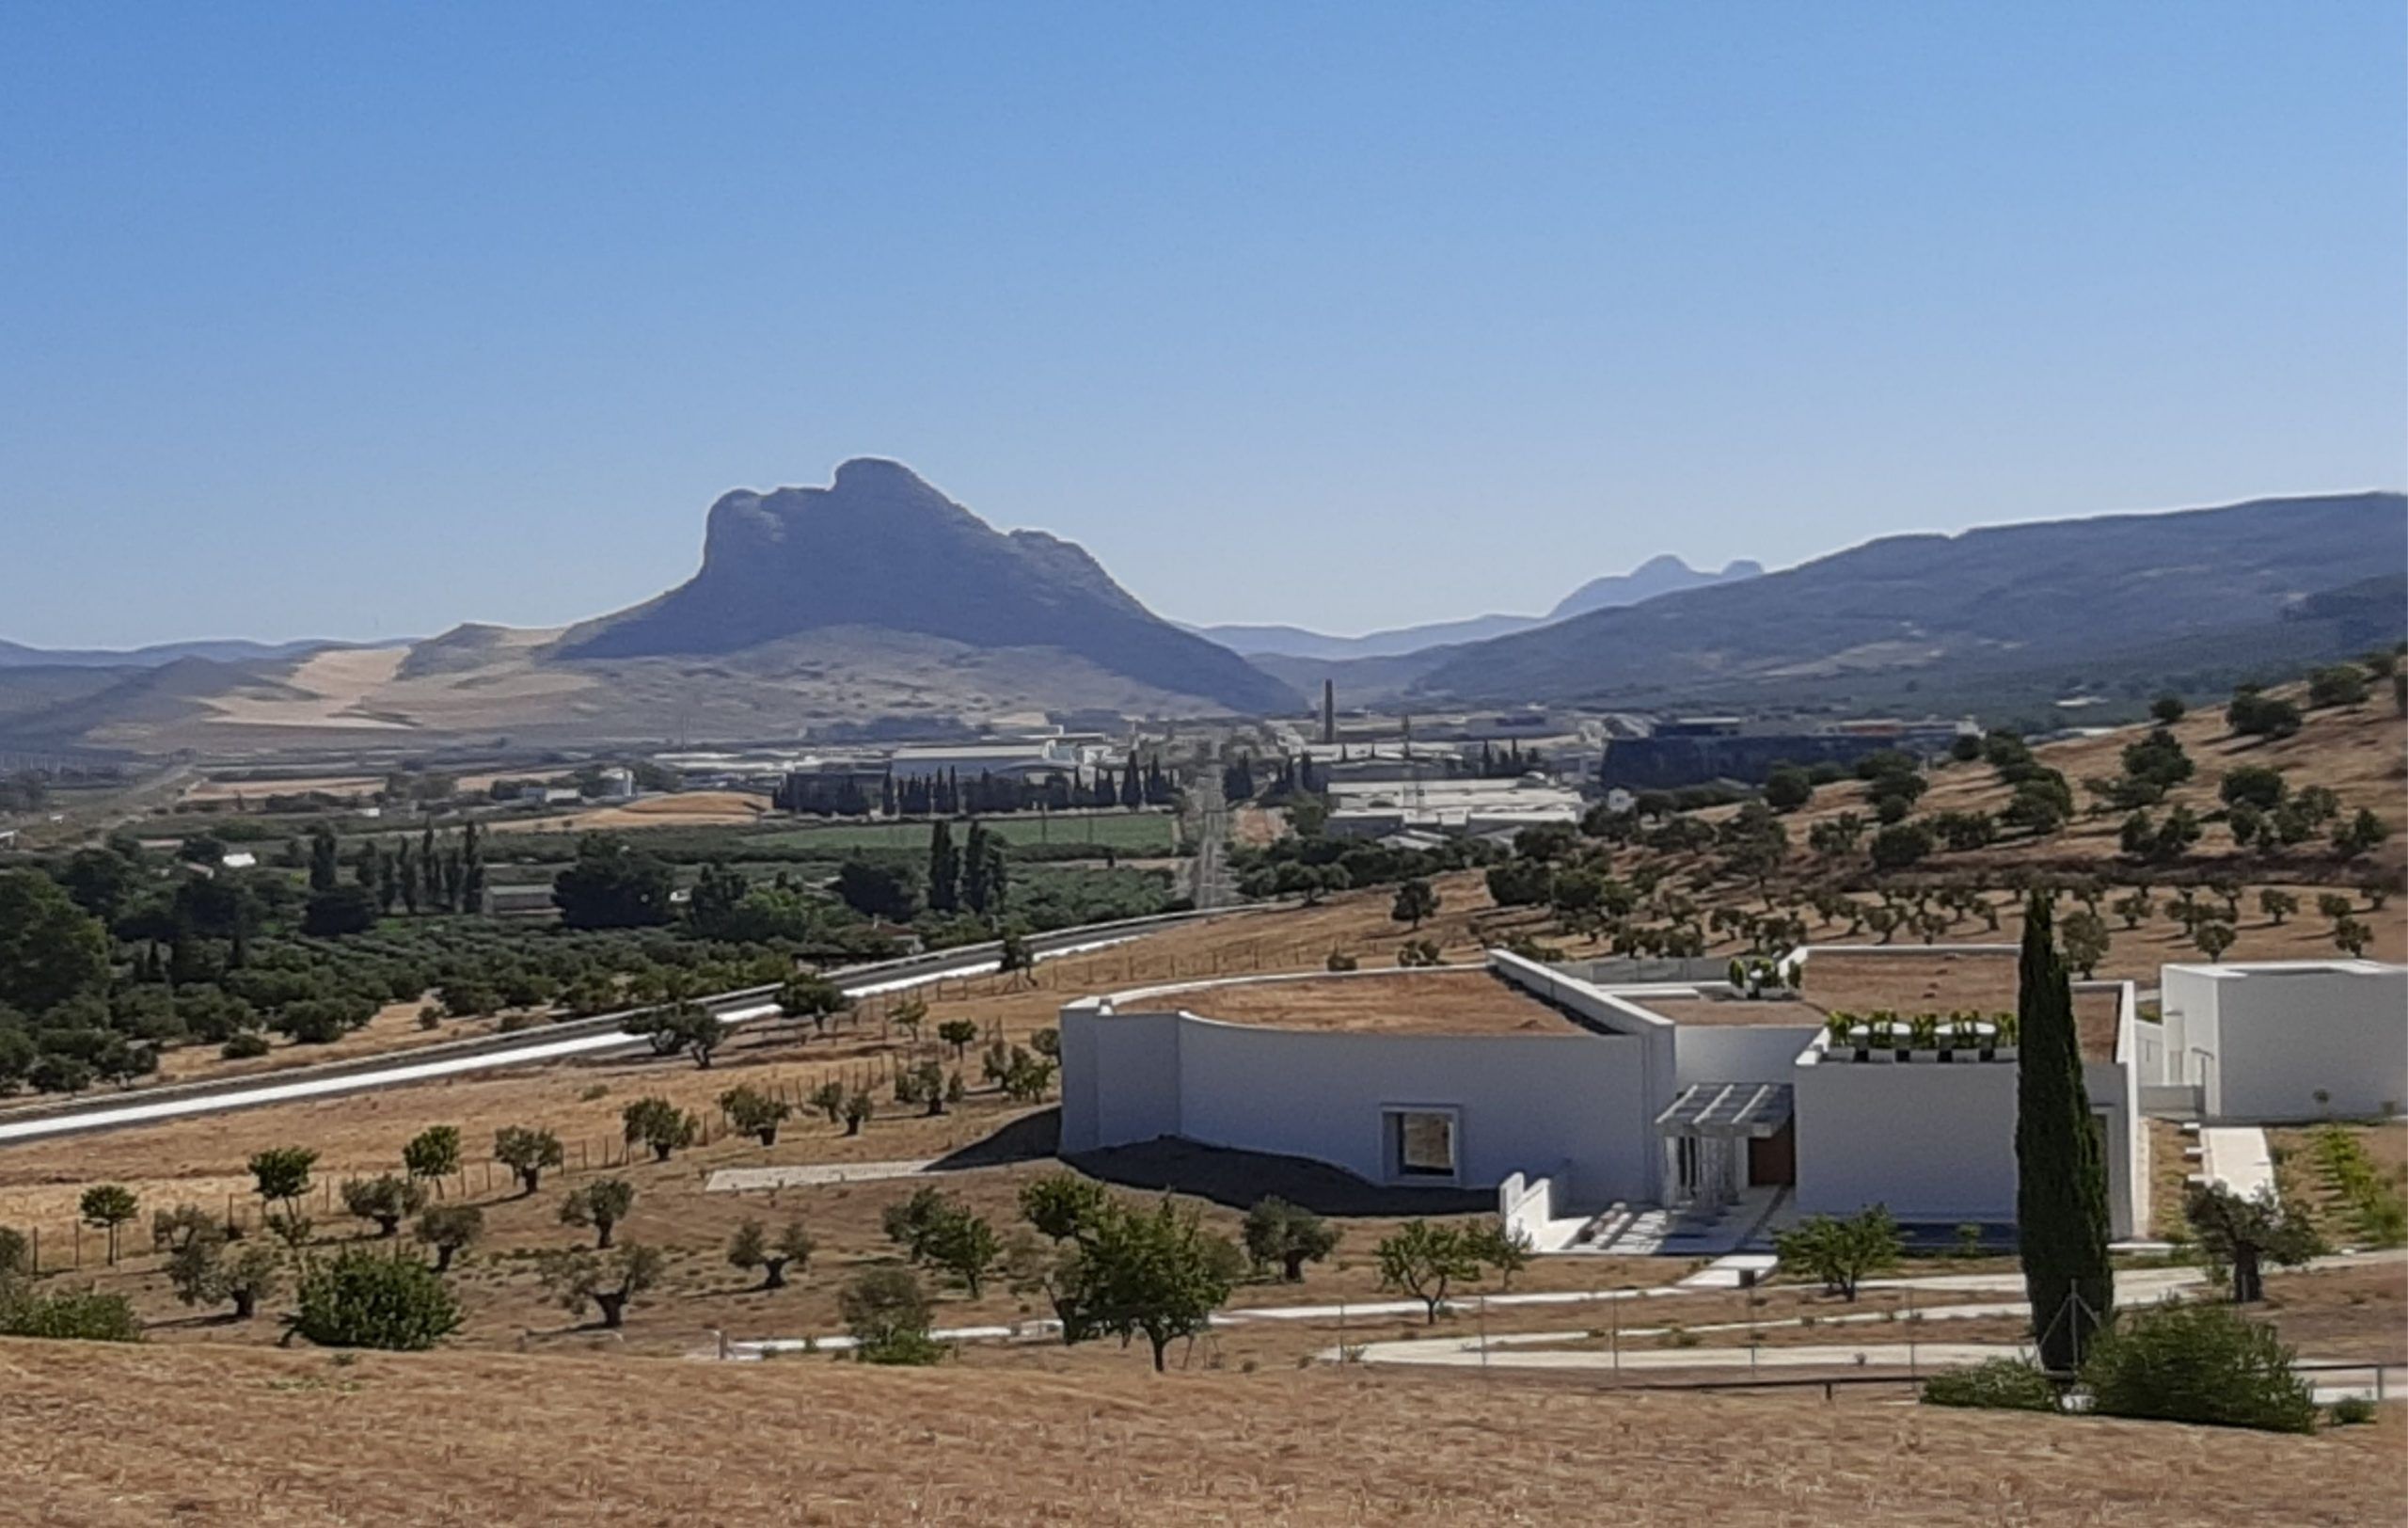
[
  {"left": 2165, "top": 961, "right": 2402, "bottom": 979},
  {"left": 1171, "top": 969, "right": 1586, "bottom": 1038},
  {"left": 1799, "top": 948, "right": 2123, "bottom": 1063},
  {"left": 1626, "top": 995, "right": 1830, "bottom": 1029}
]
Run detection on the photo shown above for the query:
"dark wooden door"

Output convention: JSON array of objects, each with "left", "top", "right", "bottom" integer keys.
[{"left": 1748, "top": 1121, "right": 1797, "bottom": 1186}]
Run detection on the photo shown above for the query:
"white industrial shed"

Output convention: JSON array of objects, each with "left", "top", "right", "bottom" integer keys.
[{"left": 1061, "top": 945, "right": 2405, "bottom": 1251}]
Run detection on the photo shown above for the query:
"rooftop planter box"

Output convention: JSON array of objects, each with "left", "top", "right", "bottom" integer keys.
[{"left": 1823, "top": 1011, "right": 2019, "bottom": 1063}]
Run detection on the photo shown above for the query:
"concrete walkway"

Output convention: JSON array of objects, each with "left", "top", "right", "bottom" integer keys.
[
  {"left": 710, "top": 1251, "right": 2403, "bottom": 1363},
  {"left": 2199, "top": 1126, "right": 2279, "bottom": 1201},
  {"left": 706, "top": 1160, "right": 935, "bottom": 1192}
]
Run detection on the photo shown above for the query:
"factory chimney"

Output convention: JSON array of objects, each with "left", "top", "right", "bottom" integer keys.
[{"left": 1321, "top": 679, "right": 1336, "bottom": 746}]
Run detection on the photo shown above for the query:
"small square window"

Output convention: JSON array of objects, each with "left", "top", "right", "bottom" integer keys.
[{"left": 1389, "top": 1109, "right": 1457, "bottom": 1180}]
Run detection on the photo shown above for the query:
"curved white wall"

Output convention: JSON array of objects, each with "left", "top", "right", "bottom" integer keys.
[{"left": 1060, "top": 1000, "right": 1665, "bottom": 1204}]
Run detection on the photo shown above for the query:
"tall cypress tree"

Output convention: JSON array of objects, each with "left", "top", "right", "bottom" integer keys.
[
  {"left": 980, "top": 835, "right": 1008, "bottom": 915},
  {"left": 927, "top": 820, "right": 960, "bottom": 914},
  {"left": 460, "top": 821, "right": 486, "bottom": 915},
  {"left": 2015, "top": 891, "right": 2114, "bottom": 1371},
  {"left": 419, "top": 826, "right": 441, "bottom": 910},
  {"left": 961, "top": 820, "right": 990, "bottom": 915},
  {"left": 308, "top": 825, "right": 341, "bottom": 893}
]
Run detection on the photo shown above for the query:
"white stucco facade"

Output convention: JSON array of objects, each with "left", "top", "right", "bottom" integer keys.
[
  {"left": 1055, "top": 948, "right": 2404, "bottom": 1250},
  {"left": 1793, "top": 1039, "right": 2021, "bottom": 1225},
  {"left": 2155, "top": 961, "right": 2408, "bottom": 1122},
  {"left": 1059, "top": 958, "right": 1676, "bottom": 1204}
]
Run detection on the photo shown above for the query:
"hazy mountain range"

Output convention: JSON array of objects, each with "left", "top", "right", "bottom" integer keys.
[
  {"left": 1185, "top": 554, "right": 1765, "bottom": 661},
  {"left": 0, "top": 470, "right": 2399, "bottom": 756},
  {"left": 0, "top": 637, "right": 398, "bottom": 671}
]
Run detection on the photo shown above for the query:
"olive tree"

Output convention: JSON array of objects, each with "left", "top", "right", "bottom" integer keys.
[
  {"left": 1241, "top": 1196, "right": 1339, "bottom": 1281},
  {"left": 2186, "top": 1184, "right": 2322, "bottom": 1304},
  {"left": 402, "top": 1125, "right": 462, "bottom": 1183},
  {"left": 727, "top": 1217, "right": 815, "bottom": 1290},
  {"left": 559, "top": 1178, "right": 635, "bottom": 1249},
  {"left": 841, "top": 1089, "right": 873, "bottom": 1136},
  {"left": 807, "top": 1079, "right": 848, "bottom": 1124},
  {"left": 340, "top": 1174, "right": 427, "bottom": 1238},
  {"left": 494, "top": 1126, "right": 564, "bottom": 1195},
  {"left": 539, "top": 1244, "right": 663, "bottom": 1329},
  {"left": 415, "top": 1204, "right": 483, "bottom": 1272},
  {"left": 622, "top": 1097, "right": 700, "bottom": 1162},
  {"left": 719, "top": 1084, "right": 791, "bottom": 1146}
]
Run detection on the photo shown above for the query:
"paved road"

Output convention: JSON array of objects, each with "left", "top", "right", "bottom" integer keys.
[
  {"left": 0, "top": 921, "right": 1184, "bottom": 1147},
  {"left": 708, "top": 1251, "right": 2408, "bottom": 1394},
  {"left": 1185, "top": 754, "right": 1235, "bottom": 911}
]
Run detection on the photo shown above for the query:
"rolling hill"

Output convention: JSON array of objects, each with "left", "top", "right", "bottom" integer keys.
[{"left": 1403, "top": 492, "right": 2407, "bottom": 713}]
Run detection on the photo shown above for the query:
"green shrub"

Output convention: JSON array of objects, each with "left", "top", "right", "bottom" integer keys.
[
  {"left": 0, "top": 1281, "right": 143, "bottom": 1342},
  {"left": 2309, "top": 1126, "right": 2408, "bottom": 1248},
  {"left": 2080, "top": 1303, "right": 2316, "bottom": 1434},
  {"left": 2328, "top": 1394, "right": 2378, "bottom": 1426},
  {"left": 288, "top": 1248, "right": 463, "bottom": 1350},
  {"left": 1923, "top": 1358, "right": 2058, "bottom": 1412},
  {"left": 840, "top": 1267, "right": 943, "bottom": 1365},
  {"left": 220, "top": 1031, "right": 273, "bottom": 1060}
]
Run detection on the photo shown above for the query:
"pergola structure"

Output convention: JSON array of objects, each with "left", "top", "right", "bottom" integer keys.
[{"left": 1655, "top": 1082, "right": 1794, "bottom": 1211}]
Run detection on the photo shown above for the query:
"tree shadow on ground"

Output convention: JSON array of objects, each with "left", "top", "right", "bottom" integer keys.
[{"left": 1063, "top": 1137, "right": 1491, "bottom": 1218}]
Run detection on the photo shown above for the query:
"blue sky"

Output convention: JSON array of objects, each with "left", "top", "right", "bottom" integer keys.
[{"left": 4, "top": 3, "right": 2401, "bottom": 647}]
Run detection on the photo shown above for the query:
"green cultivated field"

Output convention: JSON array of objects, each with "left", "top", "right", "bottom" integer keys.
[{"left": 748, "top": 810, "right": 1178, "bottom": 854}]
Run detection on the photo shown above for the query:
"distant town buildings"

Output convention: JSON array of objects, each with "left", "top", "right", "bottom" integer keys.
[{"left": 1599, "top": 716, "right": 1974, "bottom": 790}]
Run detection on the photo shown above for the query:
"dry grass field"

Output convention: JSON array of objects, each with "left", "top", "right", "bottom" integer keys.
[
  {"left": 4, "top": 1338, "right": 2400, "bottom": 1527},
  {"left": 1170, "top": 967, "right": 1580, "bottom": 1035}
]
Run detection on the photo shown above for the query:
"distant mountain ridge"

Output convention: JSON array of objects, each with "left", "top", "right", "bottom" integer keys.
[
  {"left": 1190, "top": 554, "right": 1763, "bottom": 661},
  {"left": 2, "top": 482, "right": 2399, "bottom": 754},
  {"left": 0, "top": 636, "right": 401, "bottom": 670},
  {"left": 1407, "top": 491, "right": 2407, "bottom": 708}
]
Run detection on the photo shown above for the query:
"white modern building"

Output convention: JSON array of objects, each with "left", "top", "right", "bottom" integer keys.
[
  {"left": 2148, "top": 961, "right": 2408, "bottom": 1122},
  {"left": 1061, "top": 945, "right": 2403, "bottom": 1252}
]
